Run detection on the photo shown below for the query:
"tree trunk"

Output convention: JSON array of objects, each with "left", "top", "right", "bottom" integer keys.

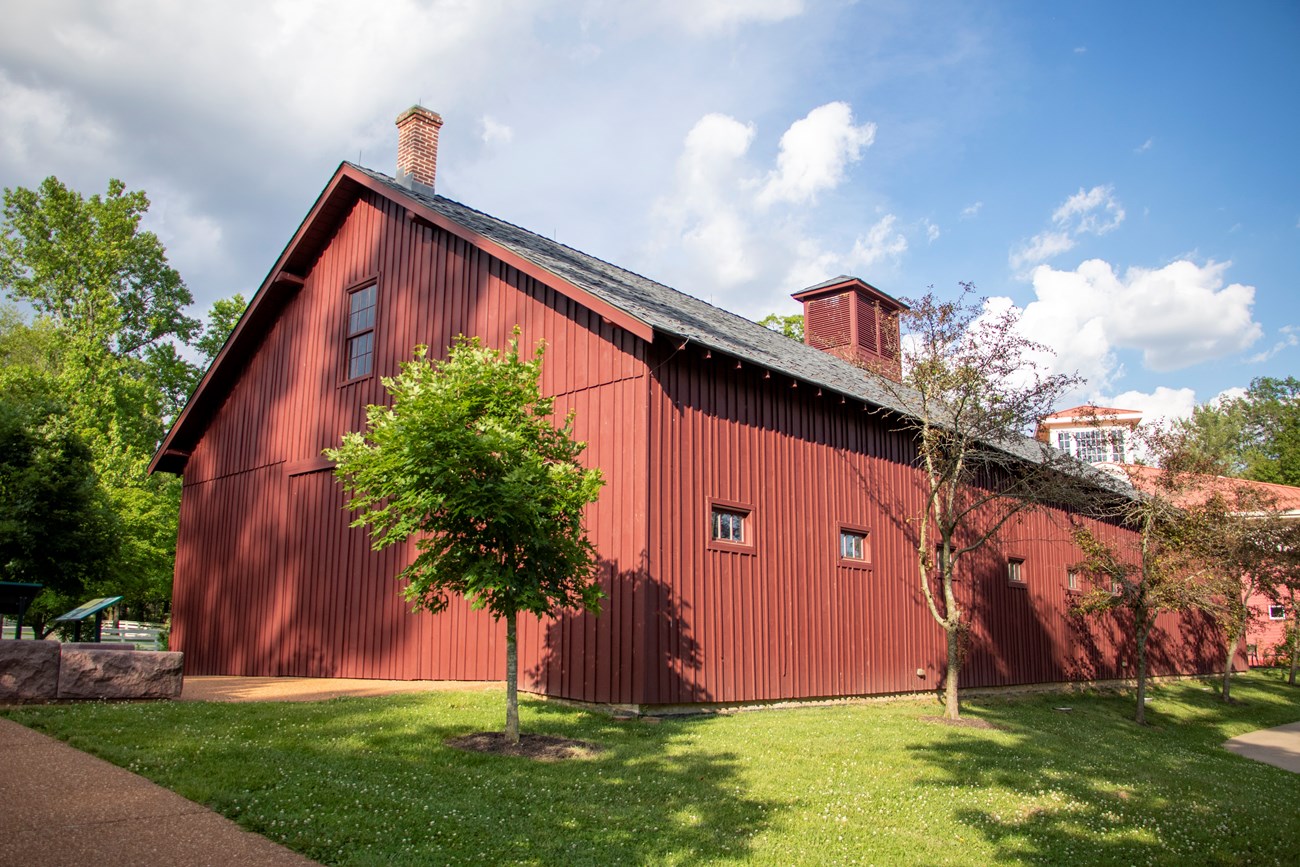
[
  {"left": 1221, "top": 635, "right": 1236, "bottom": 703},
  {"left": 505, "top": 611, "right": 519, "bottom": 744},
  {"left": 1289, "top": 610, "right": 1298, "bottom": 687},
  {"left": 1134, "top": 618, "right": 1150, "bottom": 725},
  {"left": 943, "top": 624, "right": 961, "bottom": 720}
]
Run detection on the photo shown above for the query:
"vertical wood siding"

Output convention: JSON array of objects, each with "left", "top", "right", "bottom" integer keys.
[
  {"left": 643, "top": 342, "right": 1229, "bottom": 705},
  {"left": 173, "top": 185, "right": 1229, "bottom": 707},
  {"left": 173, "top": 191, "right": 648, "bottom": 701}
]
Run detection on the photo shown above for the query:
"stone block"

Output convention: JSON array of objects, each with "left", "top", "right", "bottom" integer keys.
[
  {"left": 62, "top": 642, "right": 137, "bottom": 652},
  {"left": 57, "top": 647, "right": 184, "bottom": 700},
  {"left": 0, "top": 639, "right": 61, "bottom": 703}
]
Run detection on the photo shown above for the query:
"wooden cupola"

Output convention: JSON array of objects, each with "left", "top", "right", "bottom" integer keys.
[{"left": 792, "top": 276, "right": 907, "bottom": 382}]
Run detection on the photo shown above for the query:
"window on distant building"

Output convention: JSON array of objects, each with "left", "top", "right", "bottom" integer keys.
[
  {"left": 839, "top": 527, "right": 870, "bottom": 566},
  {"left": 1269, "top": 604, "right": 1286, "bottom": 620},
  {"left": 1008, "top": 558, "right": 1026, "bottom": 586},
  {"left": 1056, "top": 428, "right": 1128, "bottom": 463},
  {"left": 345, "top": 282, "right": 377, "bottom": 380}
]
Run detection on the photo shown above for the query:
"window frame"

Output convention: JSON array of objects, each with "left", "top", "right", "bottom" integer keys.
[
  {"left": 837, "top": 523, "right": 872, "bottom": 569},
  {"left": 707, "top": 497, "right": 755, "bottom": 554},
  {"left": 1007, "top": 556, "right": 1027, "bottom": 587},
  {"left": 1268, "top": 604, "right": 1286, "bottom": 620},
  {"left": 341, "top": 275, "right": 380, "bottom": 385},
  {"left": 1067, "top": 569, "right": 1079, "bottom": 592}
]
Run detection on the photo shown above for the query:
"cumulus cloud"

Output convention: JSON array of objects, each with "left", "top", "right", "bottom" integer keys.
[
  {"left": 758, "top": 102, "right": 876, "bottom": 207},
  {"left": 650, "top": 103, "right": 903, "bottom": 312},
  {"left": 1005, "top": 258, "right": 1263, "bottom": 394},
  {"left": 923, "top": 219, "right": 940, "bottom": 242},
  {"left": 1100, "top": 386, "right": 1197, "bottom": 430},
  {"left": 1010, "top": 184, "right": 1125, "bottom": 271}
]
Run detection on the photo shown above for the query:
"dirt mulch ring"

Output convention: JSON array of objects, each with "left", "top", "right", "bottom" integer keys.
[
  {"left": 446, "top": 732, "right": 603, "bottom": 761},
  {"left": 920, "top": 715, "right": 1005, "bottom": 730}
]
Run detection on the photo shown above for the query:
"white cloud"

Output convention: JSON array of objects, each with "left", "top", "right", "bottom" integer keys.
[
  {"left": 1010, "top": 184, "right": 1125, "bottom": 271},
  {"left": 650, "top": 103, "right": 902, "bottom": 312},
  {"left": 1135, "top": 137, "right": 1153, "bottom": 154},
  {"left": 923, "top": 219, "right": 940, "bottom": 243},
  {"left": 1052, "top": 185, "right": 1124, "bottom": 234},
  {"left": 1009, "top": 231, "right": 1075, "bottom": 271},
  {"left": 1212, "top": 386, "right": 1248, "bottom": 406},
  {"left": 1011, "top": 258, "right": 1263, "bottom": 393},
  {"left": 0, "top": 70, "right": 114, "bottom": 168},
  {"left": 758, "top": 102, "right": 875, "bottom": 206},
  {"left": 1100, "top": 386, "right": 1197, "bottom": 429},
  {"left": 480, "top": 115, "right": 514, "bottom": 146},
  {"left": 1247, "top": 324, "right": 1298, "bottom": 363},
  {"left": 959, "top": 201, "right": 982, "bottom": 220}
]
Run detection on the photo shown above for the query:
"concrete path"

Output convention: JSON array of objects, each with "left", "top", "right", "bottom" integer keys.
[
  {"left": 0, "top": 717, "right": 319, "bottom": 867},
  {"left": 1223, "top": 721, "right": 1300, "bottom": 773}
]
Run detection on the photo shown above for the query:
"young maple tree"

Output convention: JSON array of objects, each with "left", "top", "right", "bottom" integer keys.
[
  {"left": 882, "top": 285, "right": 1084, "bottom": 719},
  {"left": 326, "top": 330, "right": 604, "bottom": 744},
  {"left": 1069, "top": 431, "right": 1261, "bottom": 721}
]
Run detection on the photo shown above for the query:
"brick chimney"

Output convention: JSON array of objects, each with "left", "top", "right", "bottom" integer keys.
[
  {"left": 396, "top": 105, "right": 444, "bottom": 192},
  {"left": 792, "top": 276, "right": 907, "bottom": 382}
]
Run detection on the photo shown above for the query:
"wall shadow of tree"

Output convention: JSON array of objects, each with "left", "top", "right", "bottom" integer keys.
[{"left": 528, "top": 554, "right": 708, "bottom": 706}]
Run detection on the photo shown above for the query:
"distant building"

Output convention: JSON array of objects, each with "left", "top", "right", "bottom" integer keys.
[{"left": 1036, "top": 404, "right": 1142, "bottom": 465}]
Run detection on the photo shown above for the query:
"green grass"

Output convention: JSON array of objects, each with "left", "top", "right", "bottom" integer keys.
[{"left": 5, "top": 670, "right": 1300, "bottom": 865}]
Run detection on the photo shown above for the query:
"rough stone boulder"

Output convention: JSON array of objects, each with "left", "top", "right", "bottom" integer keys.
[
  {"left": 0, "top": 639, "right": 61, "bottom": 703},
  {"left": 57, "top": 647, "right": 184, "bottom": 700}
]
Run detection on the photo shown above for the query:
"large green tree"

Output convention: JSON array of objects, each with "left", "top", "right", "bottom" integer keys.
[
  {"left": 1180, "top": 377, "right": 1300, "bottom": 485},
  {"left": 1, "top": 177, "right": 245, "bottom": 623},
  {"left": 327, "top": 331, "right": 605, "bottom": 743}
]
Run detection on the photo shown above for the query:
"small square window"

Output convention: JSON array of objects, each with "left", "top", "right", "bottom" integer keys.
[
  {"left": 1067, "top": 570, "right": 1079, "bottom": 591},
  {"left": 839, "top": 527, "right": 870, "bottom": 566},
  {"left": 344, "top": 282, "right": 378, "bottom": 380},
  {"left": 1112, "top": 579, "right": 1123, "bottom": 595},
  {"left": 1269, "top": 604, "right": 1286, "bottom": 620},
  {"left": 712, "top": 507, "right": 746, "bottom": 543},
  {"left": 1008, "top": 558, "right": 1026, "bottom": 585}
]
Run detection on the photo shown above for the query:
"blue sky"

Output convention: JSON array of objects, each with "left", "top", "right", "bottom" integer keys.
[{"left": 1, "top": 1, "right": 1295, "bottom": 421}]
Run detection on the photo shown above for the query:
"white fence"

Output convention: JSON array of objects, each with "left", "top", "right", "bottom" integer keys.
[{"left": 99, "top": 620, "right": 167, "bottom": 650}]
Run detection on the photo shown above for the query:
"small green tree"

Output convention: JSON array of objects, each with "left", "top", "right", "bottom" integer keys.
[
  {"left": 881, "top": 285, "right": 1084, "bottom": 719},
  {"left": 327, "top": 331, "right": 604, "bottom": 743}
]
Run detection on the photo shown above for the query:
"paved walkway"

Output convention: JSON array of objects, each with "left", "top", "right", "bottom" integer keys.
[
  {"left": 1223, "top": 721, "right": 1300, "bottom": 773},
  {"left": 0, "top": 716, "right": 319, "bottom": 867},
  {"left": 2, "top": 676, "right": 469, "bottom": 867}
]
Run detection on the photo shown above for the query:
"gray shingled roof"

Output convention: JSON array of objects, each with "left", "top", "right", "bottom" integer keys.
[{"left": 352, "top": 164, "right": 1125, "bottom": 489}]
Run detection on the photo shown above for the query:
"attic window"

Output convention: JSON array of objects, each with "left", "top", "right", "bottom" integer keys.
[{"left": 345, "top": 282, "right": 377, "bottom": 380}]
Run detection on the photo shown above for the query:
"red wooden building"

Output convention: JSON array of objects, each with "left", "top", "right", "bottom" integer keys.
[{"left": 151, "top": 106, "right": 1228, "bottom": 708}]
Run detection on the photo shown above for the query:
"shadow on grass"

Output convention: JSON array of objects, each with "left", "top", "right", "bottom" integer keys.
[
  {"left": 907, "top": 673, "right": 1300, "bottom": 866},
  {"left": 7, "top": 693, "right": 778, "bottom": 866}
]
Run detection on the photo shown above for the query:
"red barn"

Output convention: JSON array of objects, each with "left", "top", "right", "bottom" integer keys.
[{"left": 151, "top": 106, "right": 1228, "bottom": 709}]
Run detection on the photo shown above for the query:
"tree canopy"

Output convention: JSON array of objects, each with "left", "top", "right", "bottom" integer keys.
[
  {"left": 327, "top": 330, "right": 604, "bottom": 742},
  {"left": 1179, "top": 376, "right": 1300, "bottom": 486},
  {"left": 1, "top": 176, "right": 246, "bottom": 629}
]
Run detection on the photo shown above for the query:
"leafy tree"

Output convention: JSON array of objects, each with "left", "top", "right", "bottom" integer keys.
[
  {"left": 327, "top": 331, "right": 605, "bottom": 743},
  {"left": 1070, "top": 434, "right": 1245, "bottom": 721},
  {"left": 1179, "top": 377, "right": 1300, "bottom": 485},
  {"left": 0, "top": 179, "right": 242, "bottom": 622},
  {"left": 881, "top": 285, "right": 1084, "bottom": 719},
  {"left": 195, "top": 293, "right": 248, "bottom": 366},
  {"left": 0, "top": 383, "right": 117, "bottom": 637},
  {"left": 758, "top": 313, "right": 805, "bottom": 341}
]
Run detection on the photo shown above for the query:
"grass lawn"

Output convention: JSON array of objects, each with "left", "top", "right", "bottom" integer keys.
[{"left": 5, "top": 670, "right": 1300, "bottom": 865}]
